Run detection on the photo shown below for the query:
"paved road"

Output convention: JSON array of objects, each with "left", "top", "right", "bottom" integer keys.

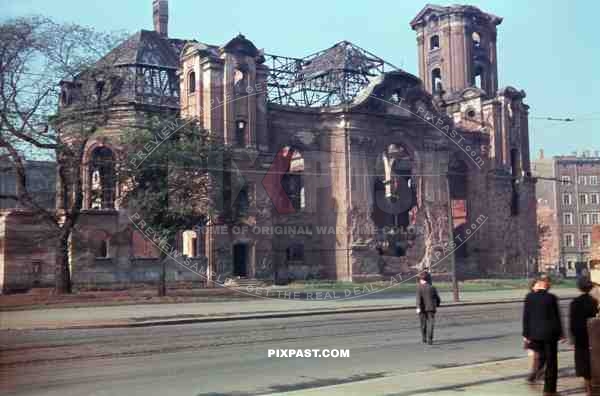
[{"left": 0, "top": 301, "right": 573, "bottom": 396}]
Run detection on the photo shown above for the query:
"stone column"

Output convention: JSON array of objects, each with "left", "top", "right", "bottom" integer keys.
[
  {"left": 222, "top": 54, "right": 235, "bottom": 144},
  {"left": 416, "top": 35, "right": 426, "bottom": 90},
  {"left": 589, "top": 317, "right": 600, "bottom": 395}
]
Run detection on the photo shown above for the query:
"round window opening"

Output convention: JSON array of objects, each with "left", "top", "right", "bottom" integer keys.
[{"left": 467, "top": 110, "right": 476, "bottom": 118}]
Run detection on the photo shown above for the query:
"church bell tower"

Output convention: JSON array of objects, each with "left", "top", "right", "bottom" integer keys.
[{"left": 410, "top": 5, "right": 502, "bottom": 98}]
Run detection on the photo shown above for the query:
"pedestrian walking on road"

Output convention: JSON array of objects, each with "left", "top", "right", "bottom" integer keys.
[
  {"left": 522, "top": 275, "right": 565, "bottom": 396},
  {"left": 416, "top": 271, "right": 441, "bottom": 345},
  {"left": 569, "top": 277, "right": 598, "bottom": 396},
  {"left": 525, "top": 279, "right": 545, "bottom": 383}
]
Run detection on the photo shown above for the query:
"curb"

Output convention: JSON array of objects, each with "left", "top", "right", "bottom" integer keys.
[
  {"left": 270, "top": 353, "right": 578, "bottom": 396},
  {"left": 2, "top": 295, "right": 577, "bottom": 331}
]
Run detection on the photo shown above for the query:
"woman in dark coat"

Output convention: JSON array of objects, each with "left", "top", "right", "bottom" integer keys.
[{"left": 569, "top": 277, "right": 599, "bottom": 396}]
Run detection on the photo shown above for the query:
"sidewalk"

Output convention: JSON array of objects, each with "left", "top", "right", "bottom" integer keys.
[
  {"left": 0, "top": 288, "right": 577, "bottom": 330},
  {"left": 272, "top": 352, "right": 585, "bottom": 396}
]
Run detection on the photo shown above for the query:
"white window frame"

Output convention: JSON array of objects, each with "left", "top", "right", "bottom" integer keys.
[
  {"left": 578, "top": 175, "right": 587, "bottom": 185},
  {"left": 581, "top": 213, "right": 590, "bottom": 225},
  {"left": 591, "top": 193, "right": 599, "bottom": 205},
  {"left": 561, "top": 176, "right": 571, "bottom": 185},
  {"left": 592, "top": 212, "right": 600, "bottom": 225},
  {"left": 562, "top": 193, "right": 572, "bottom": 205},
  {"left": 564, "top": 233, "right": 575, "bottom": 247},
  {"left": 582, "top": 233, "right": 591, "bottom": 248},
  {"left": 590, "top": 175, "right": 598, "bottom": 185},
  {"left": 564, "top": 212, "right": 573, "bottom": 225},
  {"left": 580, "top": 193, "right": 589, "bottom": 205}
]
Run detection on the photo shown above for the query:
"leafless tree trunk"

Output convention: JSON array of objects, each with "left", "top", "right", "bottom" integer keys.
[{"left": 0, "top": 17, "right": 124, "bottom": 293}]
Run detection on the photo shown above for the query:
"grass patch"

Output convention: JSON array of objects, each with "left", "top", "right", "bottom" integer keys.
[{"left": 286, "top": 278, "right": 577, "bottom": 293}]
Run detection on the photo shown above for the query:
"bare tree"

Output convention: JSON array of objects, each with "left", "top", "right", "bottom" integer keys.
[
  {"left": 0, "top": 17, "right": 125, "bottom": 293},
  {"left": 120, "top": 117, "right": 232, "bottom": 296}
]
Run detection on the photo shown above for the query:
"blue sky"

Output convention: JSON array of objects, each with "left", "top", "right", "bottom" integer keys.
[{"left": 4, "top": 0, "right": 599, "bottom": 158}]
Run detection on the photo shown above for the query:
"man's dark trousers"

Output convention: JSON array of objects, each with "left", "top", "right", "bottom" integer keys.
[
  {"left": 535, "top": 340, "right": 558, "bottom": 393},
  {"left": 419, "top": 311, "right": 435, "bottom": 343}
]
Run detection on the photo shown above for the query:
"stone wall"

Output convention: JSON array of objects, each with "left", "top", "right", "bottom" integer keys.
[{"left": 0, "top": 211, "right": 57, "bottom": 293}]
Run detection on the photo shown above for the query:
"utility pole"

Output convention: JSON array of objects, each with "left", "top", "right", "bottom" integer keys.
[{"left": 446, "top": 174, "right": 459, "bottom": 302}]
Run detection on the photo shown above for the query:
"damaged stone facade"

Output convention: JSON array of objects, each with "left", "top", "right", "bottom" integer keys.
[{"left": 0, "top": 2, "right": 539, "bottom": 292}]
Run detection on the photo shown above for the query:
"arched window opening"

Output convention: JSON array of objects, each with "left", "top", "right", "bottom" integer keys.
[
  {"left": 472, "top": 32, "right": 481, "bottom": 48},
  {"left": 473, "top": 66, "right": 483, "bottom": 89},
  {"left": 95, "top": 81, "right": 105, "bottom": 104},
  {"left": 61, "top": 89, "right": 71, "bottom": 106},
  {"left": 431, "top": 68, "right": 442, "bottom": 94},
  {"left": 282, "top": 148, "right": 305, "bottom": 211},
  {"left": 372, "top": 144, "right": 416, "bottom": 257},
  {"left": 90, "top": 230, "right": 110, "bottom": 259},
  {"left": 236, "top": 188, "right": 249, "bottom": 217},
  {"left": 182, "top": 230, "right": 199, "bottom": 257},
  {"left": 234, "top": 68, "right": 247, "bottom": 94},
  {"left": 98, "top": 240, "right": 109, "bottom": 258},
  {"left": 510, "top": 148, "right": 520, "bottom": 179},
  {"left": 188, "top": 71, "right": 196, "bottom": 94},
  {"left": 429, "top": 35, "right": 440, "bottom": 50},
  {"left": 236, "top": 120, "right": 246, "bottom": 147},
  {"left": 89, "top": 146, "right": 116, "bottom": 210}
]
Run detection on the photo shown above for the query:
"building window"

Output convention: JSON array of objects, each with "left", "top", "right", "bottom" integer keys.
[
  {"left": 591, "top": 193, "right": 599, "bottom": 205},
  {"left": 61, "top": 88, "right": 71, "bottom": 106},
  {"left": 590, "top": 175, "right": 598, "bottom": 185},
  {"left": 188, "top": 71, "right": 196, "bottom": 94},
  {"left": 472, "top": 32, "right": 481, "bottom": 48},
  {"left": 567, "top": 260, "right": 575, "bottom": 270},
  {"left": 431, "top": 68, "right": 442, "bottom": 93},
  {"left": 89, "top": 146, "right": 116, "bottom": 210},
  {"left": 564, "top": 212, "right": 573, "bottom": 225},
  {"left": 473, "top": 66, "right": 483, "bottom": 89},
  {"left": 95, "top": 81, "right": 105, "bottom": 104},
  {"left": 581, "top": 213, "right": 590, "bottom": 225},
  {"left": 562, "top": 193, "right": 572, "bottom": 205},
  {"left": 282, "top": 148, "right": 305, "bottom": 211},
  {"left": 182, "top": 230, "right": 198, "bottom": 257},
  {"left": 580, "top": 193, "right": 589, "bottom": 205},
  {"left": 561, "top": 176, "right": 571, "bottom": 185},
  {"left": 286, "top": 242, "right": 305, "bottom": 261},
  {"left": 98, "top": 240, "right": 109, "bottom": 258},
  {"left": 592, "top": 212, "right": 600, "bottom": 225},
  {"left": 236, "top": 188, "right": 249, "bottom": 217},
  {"left": 583, "top": 233, "right": 591, "bottom": 248},
  {"left": 564, "top": 233, "right": 575, "bottom": 247},
  {"left": 578, "top": 175, "right": 587, "bottom": 185},
  {"left": 236, "top": 120, "right": 246, "bottom": 147},
  {"left": 429, "top": 35, "right": 440, "bottom": 50},
  {"left": 234, "top": 68, "right": 246, "bottom": 94}
]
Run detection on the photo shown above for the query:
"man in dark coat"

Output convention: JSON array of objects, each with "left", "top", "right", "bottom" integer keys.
[
  {"left": 569, "top": 276, "right": 598, "bottom": 396},
  {"left": 522, "top": 275, "right": 564, "bottom": 396},
  {"left": 416, "top": 271, "right": 440, "bottom": 345}
]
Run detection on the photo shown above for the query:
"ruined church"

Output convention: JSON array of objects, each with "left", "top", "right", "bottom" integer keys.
[{"left": 0, "top": 1, "right": 538, "bottom": 292}]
